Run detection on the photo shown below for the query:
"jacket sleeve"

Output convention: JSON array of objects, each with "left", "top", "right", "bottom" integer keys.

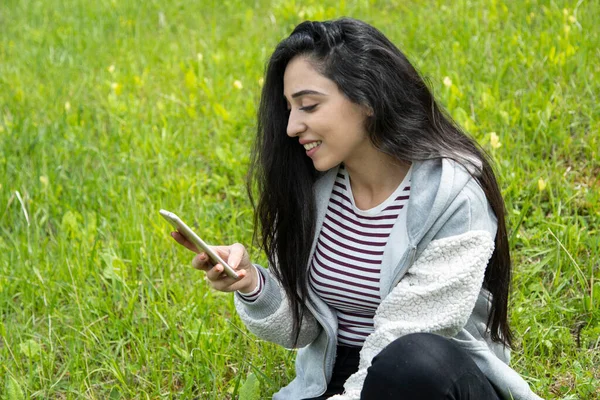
[
  {"left": 328, "top": 230, "right": 495, "bottom": 400},
  {"left": 234, "top": 264, "right": 321, "bottom": 348}
]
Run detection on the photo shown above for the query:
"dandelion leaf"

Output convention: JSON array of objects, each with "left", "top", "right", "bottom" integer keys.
[
  {"left": 4, "top": 376, "right": 24, "bottom": 400},
  {"left": 238, "top": 372, "right": 261, "bottom": 400}
]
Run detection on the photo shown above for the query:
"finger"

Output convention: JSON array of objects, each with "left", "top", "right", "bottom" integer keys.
[
  {"left": 209, "top": 270, "right": 249, "bottom": 292},
  {"left": 227, "top": 243, "right": 246, "bottom": 269},
  {"left": 210, "top": 245, "right": 235, "bottom": 260},
  {"left": 171, "top": 232, "right": 199, "bottom": 253},
  {"left": 192, "top": 253, "right": 212, "bottom": 271},
  {"left": 205, "top": 264, "right": 227, "bottom": 281}
]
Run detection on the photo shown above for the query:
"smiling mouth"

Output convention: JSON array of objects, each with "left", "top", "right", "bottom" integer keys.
[{"left": 303, "top": 141, "right": 322, "bottom": 151}]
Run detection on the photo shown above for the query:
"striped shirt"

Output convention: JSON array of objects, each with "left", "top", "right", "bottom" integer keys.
[{"left": 309, "top": 166, "right": 411, "bottom": 347}]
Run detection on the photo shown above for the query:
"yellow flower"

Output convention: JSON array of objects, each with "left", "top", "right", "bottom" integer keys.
[
  {"left": 538, "top": 178, "right": 547, "bottom": 191},
  {"left": 233, "top": 80, "right": 243, "bottom": 90},
  {"left": 197, "top": 53, "right": 203, "bottom": 62},
  {"left": 39, "top": 176, "right": 49, "bottom": 186},
  {"left": 443, "top": 76, "right": 452, "bottom": 88},
  {"left": 258, "top": 77, "right": 264, "bottom": 87},
  {"left": 569, "top": 15, "right": 576, "bottom": 23},
  {"left": 64, "top": 101, "right": 71, "bottom": 112},
  {"left": 108, "top": 65, "right": 115, "bottom": 74},
  {"left": 489, "top": 132, "right": 501, "bottom": 149},
  {"left": 111, "top": 82, "right": 122, "bottom": 95}
]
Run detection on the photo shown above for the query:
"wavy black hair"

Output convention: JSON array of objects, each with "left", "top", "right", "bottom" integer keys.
[{"left": 247, "top": 18, "right": 512, "bottom": 347}]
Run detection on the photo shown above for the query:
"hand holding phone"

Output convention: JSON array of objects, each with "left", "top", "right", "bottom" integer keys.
[{"left": 159, "top": 209, "right": 240, "bottom": 279}]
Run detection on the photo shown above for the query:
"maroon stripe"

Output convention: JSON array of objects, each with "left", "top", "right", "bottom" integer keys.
[
  {"left": 338, "top": 337, "right": 364, "bottom": 346},
  {"left": 404, "top": 186, "right": 411, "bottom": 191},
  {"left": 384, "top": 204, "right": 405, "bottom": 211},
  {"left": 331, "top": 189, "right": 353, "bottom": 205},
  {"left": 318, "top": 239, "right": 380, "bottom": 265},
  {"left": 322, "top": 222, "right": 387, "bottom": 247},
  {"left": 329, "top": 198, "right": 399, "bottom": 221},
  {"left": 339, "top": 340, "right": 364, "bottom": 347},
  {"left": 316, "top": 295, "right": 378, "bottom": 312},
  {"left": 395, "top": 195, "right": 410, "bottom": 201},
  {"left": 310, "top": 278, "right": 381, "bottom": 301},
  {"left": 238, "top": 271, "right": 264, "bottom": 301},
  {"left": 327, "top": 206, "right": 395, "bottom": 229},
  {"left": 310, "top": 287, "right": 380, "bottom": 309},
  {"left": 313, "top": 293, "right": 380, "bottom": 310},
  {"left": 311, "top": 262, "right": 380, "bottom": 290},
  {"left": 311, "top": 275, "right": 379, "bottom": 307},
  {"left": 313, "top": 255, "right": 379, "bottom": 282},
  {"left": 327, "top": 217, "right": 390, "bottom": 238},
  {"left": 333, "top": 301, "right": 377, "bottom": 312},
  {"left": 338, "top": 325, "right": 370, "bottom": 336},
  {"left": 320, "top": 231, "right": 384, "bottom": 256},
  {"left": 337, "top": 315, "right": 374, "bottom": 327},
  {"left": 341, "top": 309, "right": 377, "bottom": 319},
  {"left": 315, "top": 247, "right": 380, "bottom": 273},
  {"left": 334, "top": 181, "right": 347, "bottom": 190},
  {"left": 338, "top": 332, "right": 369, "bottom": 343}
]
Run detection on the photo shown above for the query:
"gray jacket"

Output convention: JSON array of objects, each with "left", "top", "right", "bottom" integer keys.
[{"left": 235, "top": 159, "right": 542, "bottom": 400}]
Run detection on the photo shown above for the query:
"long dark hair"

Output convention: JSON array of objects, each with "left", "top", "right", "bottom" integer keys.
[{"left": 248, "top": 18, "right": 512, "bottom": 347}]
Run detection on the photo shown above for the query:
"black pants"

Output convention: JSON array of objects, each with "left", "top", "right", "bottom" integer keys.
[{"left": 305, "top": 333, "right": 501, "bottom": 400}]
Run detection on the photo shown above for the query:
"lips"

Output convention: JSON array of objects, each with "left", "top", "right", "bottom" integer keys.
[{"left": 303, "top": 140, "right": 322, "bottom": 151}]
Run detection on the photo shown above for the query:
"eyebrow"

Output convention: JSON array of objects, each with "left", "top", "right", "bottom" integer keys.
[{"left": 290, "top": 89, "right": 326, "bottom": 99}]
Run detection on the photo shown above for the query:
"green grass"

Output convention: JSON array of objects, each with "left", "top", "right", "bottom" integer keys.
[{"left": 0, "top": 0, "right": 598, "bottom": 398}]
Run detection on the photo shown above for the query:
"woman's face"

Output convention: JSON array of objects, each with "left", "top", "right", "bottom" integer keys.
[{"left": 283, "top": 56, "right": 373, "bottom": 172}]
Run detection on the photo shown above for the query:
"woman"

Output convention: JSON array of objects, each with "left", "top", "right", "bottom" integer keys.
[{"left": 172, "top": 18, "right": 542, "bottom": 400}]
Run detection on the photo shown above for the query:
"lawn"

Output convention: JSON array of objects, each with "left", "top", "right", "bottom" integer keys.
[{"left": 0, "top": 0, "right": 598, "bottom": 398}]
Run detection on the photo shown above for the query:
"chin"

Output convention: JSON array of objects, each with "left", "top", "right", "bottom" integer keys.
[{"left": 312, "top": 159, "right": 339, "bottom": 172}]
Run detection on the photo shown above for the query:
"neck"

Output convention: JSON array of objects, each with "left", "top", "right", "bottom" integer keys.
[{"left": 344, "top": 148, "right": 410, "bottom": 210}]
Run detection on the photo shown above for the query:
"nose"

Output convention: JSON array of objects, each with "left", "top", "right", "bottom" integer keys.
[{"left": 286, "top": 109, "right": 307, "bottom": 137}]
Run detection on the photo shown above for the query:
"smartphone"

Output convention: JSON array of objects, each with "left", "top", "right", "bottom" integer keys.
[{"left": 159, "top": 209, "right": 240, "bottom": 279}]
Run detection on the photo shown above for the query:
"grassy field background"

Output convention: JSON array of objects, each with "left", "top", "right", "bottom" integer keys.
[{"left": 1, "top": 0, "right": 598, "bottom": 398}]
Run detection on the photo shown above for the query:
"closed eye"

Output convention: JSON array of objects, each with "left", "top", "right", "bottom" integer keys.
[{"left": 299, "top": 104, "right": 318, "bottom": 112}]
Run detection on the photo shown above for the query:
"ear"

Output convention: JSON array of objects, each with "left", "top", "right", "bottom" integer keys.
[{"left": 361, "top": 105, "right": 375, "bottom": 118}]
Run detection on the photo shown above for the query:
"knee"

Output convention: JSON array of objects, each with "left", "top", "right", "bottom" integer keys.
[{"left": 367, "top": 333, "right": 454, "bottom": 384}]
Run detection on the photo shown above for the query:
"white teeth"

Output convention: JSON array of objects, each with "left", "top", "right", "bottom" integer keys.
[{"left": 303, "top": 141, "right": 322, "bottom": 151}]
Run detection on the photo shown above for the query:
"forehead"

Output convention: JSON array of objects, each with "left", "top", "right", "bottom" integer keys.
[{"left": 283, "top": 57, "right": 336, "bottom": 98}]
